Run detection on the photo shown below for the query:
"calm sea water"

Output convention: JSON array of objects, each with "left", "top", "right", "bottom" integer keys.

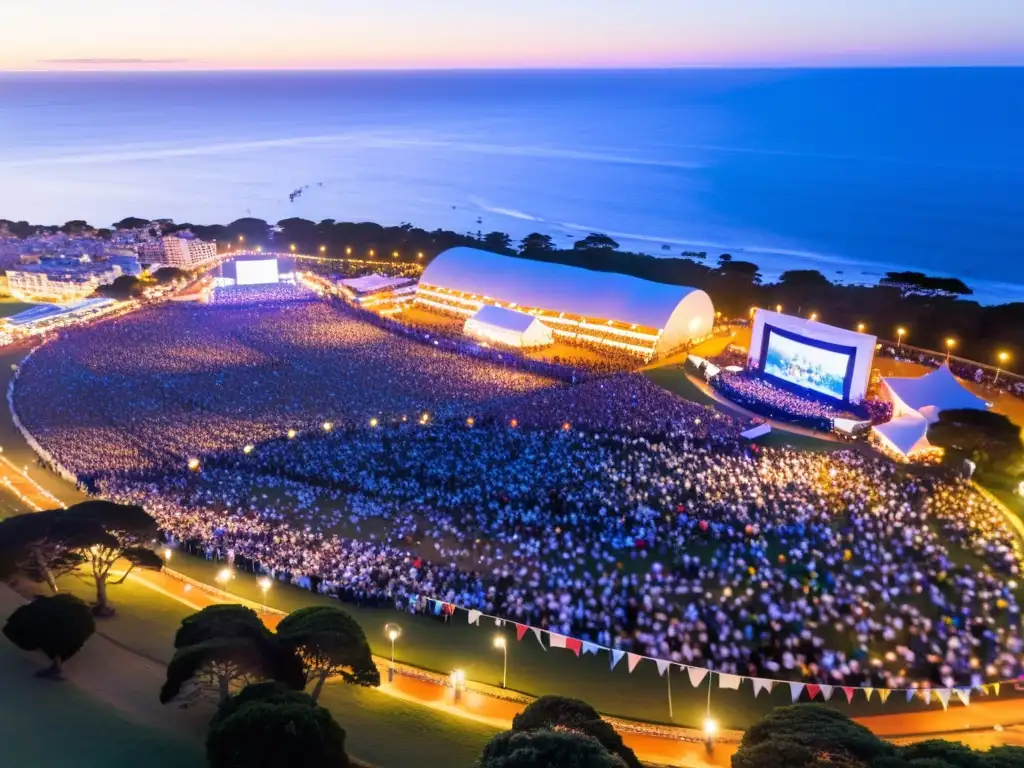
[{"left": 1, "top": 69, "right": 1022, "bottom": 302}]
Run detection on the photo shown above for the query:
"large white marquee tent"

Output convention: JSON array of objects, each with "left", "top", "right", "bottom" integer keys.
[{"left": 464, "top": 305, "right": 554, "bottom": 349}]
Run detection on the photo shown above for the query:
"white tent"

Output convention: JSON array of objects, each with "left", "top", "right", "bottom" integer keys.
[
  {"left": 882, "top": 363, "right": 989, "bottom": 423},
  {"left": 464, "top": 305, "right": 554, "bottom": 349},
  {"left": 873, "top": 413, "right": 932, "bottom": 457}
]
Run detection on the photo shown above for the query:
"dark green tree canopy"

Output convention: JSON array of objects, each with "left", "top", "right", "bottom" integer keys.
[
  {"left": 573, "top": 233, "right": 620, "bottom": 251},
  {"left": 3, "top": 593, "right": 95, "bottom": 676},
  {"left": 276, "top": 605, "right": 379, "bottom": 701},
  {"left": 929, "top": 408, "right": 1024, "bottom": 476},
  {"left": 112, "top": 217, "right": 151, "bottom": 230},
  {"left": 480, "top": 729, "right": 626, "bottom": 768},
  {"left": 880, "top": 271, "right": 973, "bottom": 297},
  {"left": 510, "top": 695, "right": 640, "bottom": 768},
  {"left": 779, "top": 270, "right": 832, "bottom": 288},
  {"left": 519, "top": 233, "right": 554, "bottom": 253},
  {"left": 206, "top": 687, "right": 349, "bottom": 768}
]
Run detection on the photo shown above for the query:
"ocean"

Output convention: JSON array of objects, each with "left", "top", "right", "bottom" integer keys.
[{"left": 1, "top": 68, "right": 1022, "bottom": 303}]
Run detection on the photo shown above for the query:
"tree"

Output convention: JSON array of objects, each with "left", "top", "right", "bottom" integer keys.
[
  {"left": 734, "top": 705, "right": 895, "bottom": 768},
  {"left": 779, "top": 270, "right": 832, "bottom": 289},
  {"left": 3, "top": 593, "right": 95, "bottom": 679},
  {"left": 879, "top": 271, "right": 973, "bottom": 298},
  {"left": 112, "top": 217, "right": 151, "bottom": 230},
  {"left": 55, "top": 501, "right": 163, "bottom": 615},
  {"left": 480, "top": 729, "right": 626, "bottom": 768},
  {"left": 96, "top": 274, "right": 143, "bottom": 300},
  {"left": 60, "top": 220, "right": 91, "bottom": 235},
  {"left": 151, "top": 266, "right": 188, "bottom": 284},
  {"left": 161, "top": 605, "right": 303, "bottom": 705},
  {"left": 573, "top": 233, "right": 619, "bottom": 251},
  {"left": 929, "top": 409, "right": 1024, "bottom": 477},
  {"left": 718, "top": 253, "right": 733, "bottom": 264},
  {"left": 481, "top": 231, "right": 513, "bottom": 253},
  {"left": 0, "top": 509, "right": 82, "bottom": 592},
  {"left": 719, "top": 260, "right": 762, "bottom": 283},
  {"left": 509, "top": 695, "right": 640, "bottom": 768},
  {"left": 206, "top": 685, "right": 349, "bottom": 768},
  {"left": 519, "top": 233, "right": 554, "bottom": 253},
  {"left": 276, "top": 606, "right": 379, "bottom": 702}
]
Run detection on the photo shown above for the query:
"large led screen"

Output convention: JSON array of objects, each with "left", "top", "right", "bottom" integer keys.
[
  {"left": 763, "top": 330, "right": 852, "bottom": 400},
  {"left": 236, "top": 259, "right": 280, "bottom": 286}
]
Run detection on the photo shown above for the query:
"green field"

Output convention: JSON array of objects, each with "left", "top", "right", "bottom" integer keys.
[
  {"left": 0, "top": 297, "right": 40, "bottom": 319},
  {"left": 0, "top": 627, "right": 201, "bottom": 768}
]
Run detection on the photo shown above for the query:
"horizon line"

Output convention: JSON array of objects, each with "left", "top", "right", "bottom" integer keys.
[{"left": 4, "top": 62, "right": 1024, "bottom": 75}]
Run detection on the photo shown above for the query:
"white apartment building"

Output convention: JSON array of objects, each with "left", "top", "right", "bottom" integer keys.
[
  {"left": 6, "top": 260, "right": 123, "bottom": 303},
  {"left": 144, "top": 236, "right": 219, "bottom": 269}
]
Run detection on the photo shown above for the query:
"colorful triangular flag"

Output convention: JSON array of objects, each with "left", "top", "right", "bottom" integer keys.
[
  {"left": 581, "top": 641, "right": 600, "bottom": 656},
  {"left": 993, "top": 683, "right": 1001, "bottom": 697},
  {"left": 687, "top": 666, "right": 708, "bottom": 688},
  {"left": 610, "top": 649, "right": 625, "bottom": 671},
  {"left": 906, "top": 688, "right": 916, "bottom": 703},
  {"left": 919, "top": 689, "right": 931, "bottom": 705},
  {"left": 789, "top": 682, "right": 805, "bottom": 703},
  {"left": 531, "top": 628, "right": 546, "bottom": 649},
  {"left": 467, "top": 610, "right": 482, "bottom": 626},
  {"left": 842, "top": 687, "right": 855, "bottom": 704},
  {"left": 515, "top": 623, "right": 528, "bottom": 641},
  {"left": 549, "top": 633, "right": 567, "bottom": 650},
  {"left": 878, "top": 689, "right": 891, "bottom": 705},
  {"left": 820, "top": 685, "right": 834, "bottom": 702},
  {"left": 806, "top": 684, "right": 821, "bottom": 700},
  {"left": 626, "top": 653, "right": 643, "bottom": 673},
  {"left": 564, "top": 638, "right": 583, "bottom": 657},
  {"left": 655, "top": 659, "right": 670, "bottom": 677},
  {"left": 955, "top": 688, "right": 971, "bottom": 707},
  {"left": 863, "top": 687, "right": 875, "bottom": 702},
  {"left": 752, "top": 678, "right": 774, "bottom": 699},
  {"left": 935, "top": 689, "right": 951, "bottom": 710}
]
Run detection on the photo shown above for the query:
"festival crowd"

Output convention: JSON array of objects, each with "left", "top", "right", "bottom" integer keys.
[{"left": 14, "top": 296, "right": 1024, "bottom": 691}]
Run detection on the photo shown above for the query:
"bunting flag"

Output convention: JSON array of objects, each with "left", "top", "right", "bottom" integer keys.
[
  {"left": 806, "top": 684, "right": 821, "bottom": 701},
  {"left": 820, "top": 685, "right": 834, "bottom": 702},
  {"left": 863, "top": 687, "right": 875, "bottom": 702},
  {"left": 655, "top": 659, "right": 671, "bottom": 677},
  {"left": 433, "top": 601, "right": 443, "bottom": 616},
  {"left": 467, "top": 610, "right": 482, "bottom": 626},
  {"left": 565, "top": 638, "right": 583, "bottom": 657},
  {"left": 906, "top": 689, "right": 916, "bottom": 703},
  {"left": 955, "top": 688, "right": 971, "bottom": 707},
  {"left": 610, "top": 649, "right": 625, "bottom": 671},
  {"left": 919, "top": 689, "right": 931, "bottom": 705},
  {"left": 494, "top": 618, "right": 504, "bottom": 627},
  {"left": 993, "top": 683, "right": 1001, "bottom": 697},
  {"left": 531, "top": 628, "right": 546, "bottom": 649},
  {"left": 935, "top": 689, "right": 951, "bottom": 710},
  {"left": 581, "top": 641, "right": 600, "bottom": 656},
  {"left": 789, "top": 682, "right": 805, "bottom": 703},
  {"left": 626, "top": 653, "right": 643, "bottom": 673},
  {"left": 878, "top": 689, "right": 891, "bottom": 705},
  {"left": 719, "top": 673, "right": 742, "bottom": 690},
  {"left": 842, "top": 687, "right": 855, "bottom": 704},
  {"left": 752, "top": 678, "right": 774, "bottom": 699},
  {"left": 687, "top": 666, "right": 708, "bottom": 688},
  {"left": 549, "top": 633, "right": 567, "bottom": 650},
  {"left": 515, "top": 623, "right": 528, "bottom": 641},
  {"left": 443, "top": 603, "right": 455, "bottom": 616}
]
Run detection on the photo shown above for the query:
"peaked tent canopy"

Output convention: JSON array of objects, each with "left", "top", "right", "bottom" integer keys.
[
  {"left": 882, "top": 363, "right": 989, "bottom": 423},
  {"left": 464, "top": 305, "right": 554, "bottom": 349},
  {"left": 873, "top": 413, "right": 932, "bottom": 457}
]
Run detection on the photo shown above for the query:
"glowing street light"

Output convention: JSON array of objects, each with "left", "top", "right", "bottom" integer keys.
[
  {"left": 450, "top": 669, "right": 466, "bottom": 703},
  {"left": 392, "top": 250, "right": 399, "bottom": 259},
  {"left": 289, "top": 244, "right": 297, "bottom": 253},
  {"left": 319, "top": 245, "right": 326, "bottom": 254},
  {"left": 385, "top": 623, "right": 402, "bottom": 682},
  {"left": 162, "top": 547, "right": 172, "bottom": 562},
  {"left": 945, "top": 337, "right": 957, "bottom": 361},
  {"left": 345, "top": 247, "right": 352, "bottom": 256},
  {"left": 215, "top": 567, "right": 233, "bottom": 587},
  {"left": 369, "top": 417, "right": 379, "bottom": 428},
  {"left": 995, "top": 351, "right": 1011, "bottom": 384},
  {"left": 369, "top": 249, "right": 375, "bottom": 257},
  {"left": 238, "top": 235, "right": 245, "bottom": 243},
  {"left": 493, "top": 636, "right": 508, "bottom": 689},
  {"left": 258, "top": 576, "right": 272, "bottom": 612},
  {"left": 896, "top": 327, "right": 906, "bottom": 349},
  {"left": 703, "top": 716, "right": 718, "bottom": 749},
  {"left": 287, "top": 429, "right": 297, "bottom": 439},
  {"left": 775, "top": 304, "right": 782, "bottom": 313},
  {"left": 243, "top": 444, "right": 254, "bottom": 455},
  {"left": 809, "top": 312, "right": 818, "bottom": 322},
  {"left": 857, "top": 323, "right": 866, "bottom": 333},
  {"left": 322, "top": 421, "right": 333, "bottom": 432},
  {"left": 466, "top": 416, "right": 475, "bottom": 427},
  {"left": 187, "top": 457, "right": 201, "bottom": 472},
  {"left": 748, "top": 306, "right": 756, "bottom": 318},
  {"left": 416, "top": 252, "right": 423, "bottom": 260},
  {"left": 420, "top": 413, "right": 430, "bottom": 425}
]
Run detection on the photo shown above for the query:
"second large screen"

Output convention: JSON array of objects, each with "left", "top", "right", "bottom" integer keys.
[
  {"left": 236, "top": 259, "right": 280, "bottom": 286},
  {"left": 763, "top": 330, "right": 852, "bottom": 400}
]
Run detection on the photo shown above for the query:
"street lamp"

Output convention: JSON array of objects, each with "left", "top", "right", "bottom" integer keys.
[
  {"left": 322, "top": 421, "right": 333, "bottom": 432},
  {"left": 319, "top": 245, "right": 326, "bottom": 254},
  {"left": 345, "top": 247, "right": 352, "bottom": 256},
  {"left": 451, "top": 669, "right": 465, "bottom": 703},
  {"left": 287, "top": 429, "right": 297, "bottom": 439},
  {"left": 493, "top": 636, "right": 507, "bottom": 688},
  {"left": 289, "top": 244, "right": 296, "bottom": 253},
  {"left": 775, "top": 304, "right": 782, "bottom": 313},
  {"left": 162, "top": 547, "right": 172, "bottom": 563},
  {"left": 258, "top": 576, "right": 272, "bottom": 613},
  {"left": 995, "top": 351, "right": 1011, "bottom": 385},
  {"left": 809, "top": 312, "right": 818, "bottom": 322},
  {"left": 243, "top": 444, "right": 254, "bottom": 455},
  {"left": 417, "top": 252, "right": 423, "bottom": 260},
  {"left": 945, "top": 337, "right": 957, "bottom": 361},
  {"left": 896, "top": 327, "right": 906, "bottom": 350},
  {"left": 369, "top": 249, "right": 375, "bottom": 257},
  {"left": 385, "top": 624, "right": 402, "bottom": 682},
  {"left": 215, "top": 567, "right": 233, "bottom": 587},
  {"left": 704, "top": 716, "right": 718, "bottom": 750},
  {"left": 857, "top": 323, "right": 866, "bottom": 333},
  {"left": 187, "top": 457, "right": 200, "bottom": 472}
]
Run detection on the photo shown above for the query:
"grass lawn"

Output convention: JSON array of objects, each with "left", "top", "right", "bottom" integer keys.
[
  {"left": 0, "top": 640, "right": 201, "bottom": 768},
  {"left": 0, "top": 297, "right": 39, "bottom": 319}
]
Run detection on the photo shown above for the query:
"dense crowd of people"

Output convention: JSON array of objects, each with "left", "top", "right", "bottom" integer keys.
[{"left": 14, "top": 295, "right": 1024, "bottom": 690}]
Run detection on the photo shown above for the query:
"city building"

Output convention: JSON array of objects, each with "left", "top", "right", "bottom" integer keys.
[
  {"left": 6, "top": 257, "right": 123, "bottom": 303},
  {"left": 140, "top": 235, "right": 219, "bottom": 269}
]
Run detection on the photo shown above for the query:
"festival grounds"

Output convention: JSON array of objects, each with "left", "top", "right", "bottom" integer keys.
[{"left": 2, "top": 291, "right": 1024, "bottom": 767}]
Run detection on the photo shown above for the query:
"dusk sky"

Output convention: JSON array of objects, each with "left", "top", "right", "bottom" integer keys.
[{"left": 3, "top": 0, "right": 1024, "bottom": 70}]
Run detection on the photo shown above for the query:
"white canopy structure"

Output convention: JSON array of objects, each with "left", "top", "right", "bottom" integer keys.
[
  {"left": 873, "top": 413, "right": 932, "bottom": 457},
  {"left": 418, "top": 247, "right": 714, "bottom": 358},
  {"left": 464, "top": 305, "right": 554, "bottom": 349},
  {"left": 882, "top": 364, "right": 989, "bottom": 423},
  {"left": 338, "top": 274, "right": 415, "bottom": 295}
]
